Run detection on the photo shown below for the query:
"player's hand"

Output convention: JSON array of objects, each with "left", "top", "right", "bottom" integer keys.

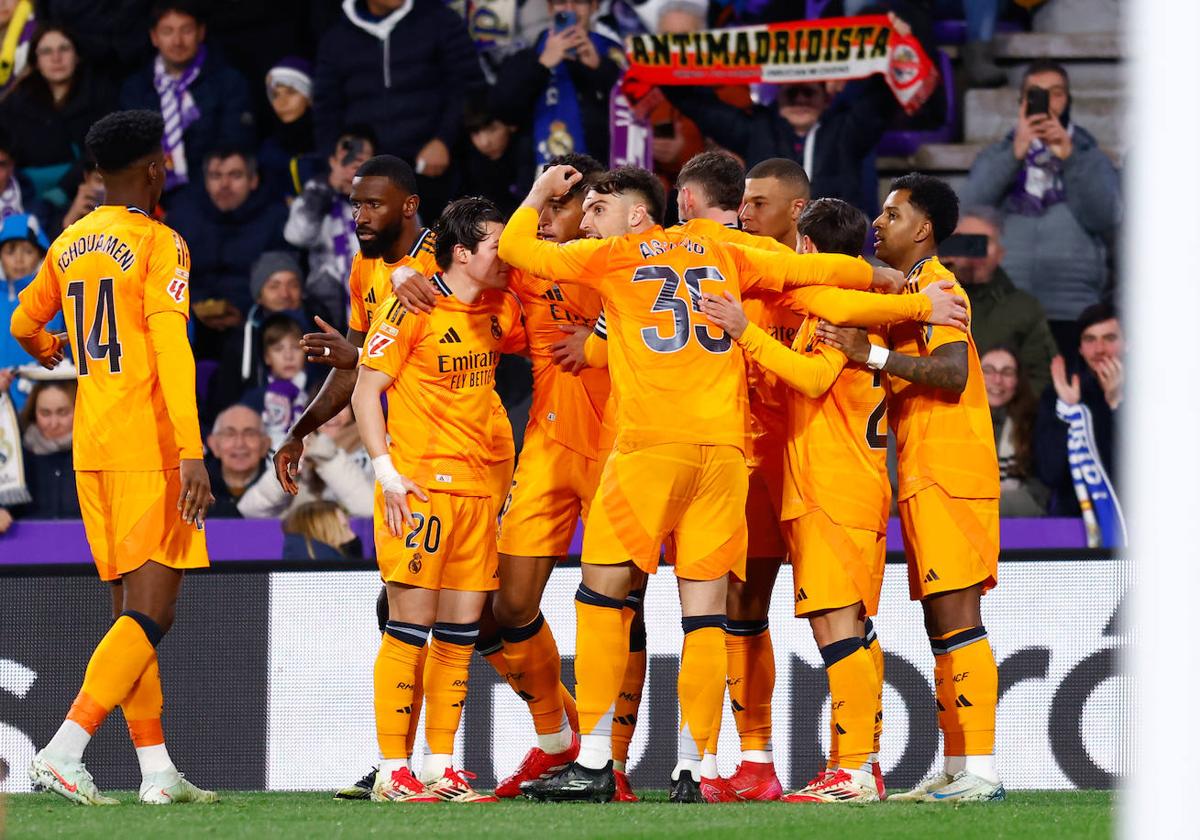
[
  {"left": 550, "top": 324, "right": 592, "bottom": 374},
  {"left": 301, "top": 317, "right": 358, "bottom": 369},
  {"left": 38, "top": 332, "right": 68, "bottom": 369},
  {"left": 415, "top": 137, "right": 450, "bottom": 178},
  {"left": 391, "top": 265, "right": 437, "bottom": 314},
  {"left": 815, "top": 322, "right": 872, "bottom": 364},
  {"left": 382, "top": 477, "right": 429, "bottom": 536},
  {"left": 870, "top": 265, "right": 905, "bottom": 294},
  {"left": 178, "top": 458, "right": 215, "bottom": 527},
  {"left": 531, "top": 164, "right": 582, "bottom": 204},
  {"left": 1050, "top": 354, "right": 1081, "bottom": 406},
  {"left": 920, "top": 280, "right": 969, "bottom": 330},
  {"left": 1094, "top": 355, "right": 1123, "bottom": 409},
  {"left": 273, "top": 434, "right": 305, "bottom": 495},
  {"left": 699, "top": 291, "right": 748, "bottom": 340}
]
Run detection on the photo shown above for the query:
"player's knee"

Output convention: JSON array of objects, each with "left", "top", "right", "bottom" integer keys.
[{"left": 493, "top": 589, "right": 539, "bottom": 629}]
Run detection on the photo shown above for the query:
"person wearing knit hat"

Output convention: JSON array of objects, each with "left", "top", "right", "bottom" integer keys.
[
  {"left": 260, "top": 57, "right": 316, "bottom": 201},
  {"left": 249, "top": 250, "right": 304, "bottom": 309},
  {"left": 1, "top": 213, "right": 61, "bottom": 411},
  {"left": 266, "top": 57, "right": 312, "bottom": 125}
]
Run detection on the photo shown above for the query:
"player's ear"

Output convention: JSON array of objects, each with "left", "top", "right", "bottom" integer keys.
[
  {"left": 790, "top": 198, "right": 805, "bottom": 223},
  {"left": 404, "top": 193, "right": 420, "bottom": 218}
]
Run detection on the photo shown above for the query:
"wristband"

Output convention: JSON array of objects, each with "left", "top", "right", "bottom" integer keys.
[
  {"left": 356, "top": 346, "right": 363, "bottom": 364},
  {"left": 371, "top": 454, "right": 407, "bottom": 494},
  {"left": 866, "top": 344, "right": 890, "bottom": 371}
]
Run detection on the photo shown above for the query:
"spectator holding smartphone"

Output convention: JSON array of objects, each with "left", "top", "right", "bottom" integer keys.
[
  {"left": 961, "top": 60, "right": 1121, "bottom": 356},
  {"left": 491, "top": 0, "right": 624, "bottom": 172}
]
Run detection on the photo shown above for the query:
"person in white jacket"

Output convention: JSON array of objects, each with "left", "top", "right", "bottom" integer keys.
[{"left": 237, "top": 407, "right": 372, "bottom": 518}]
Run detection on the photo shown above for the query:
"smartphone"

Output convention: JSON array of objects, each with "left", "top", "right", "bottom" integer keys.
[
  {"left": 553, "top": 10, "right": 577, "bottom": 32},
  {"left": 653, "top": 122, "right": 677, "bottom": 140},
  {"left": 1025, "top": 86, "right": 1050, "bottom": 117},
  {"left": 939, "top": 233, "right": 989, "bottom": 259}
]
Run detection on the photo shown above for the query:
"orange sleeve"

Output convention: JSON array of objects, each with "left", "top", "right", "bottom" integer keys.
[
  {"left": 497, "top": 206, "right": 608, "bottom": 286},
  {"left": 584, "top": 309, "right": 608, "bottom": 369},
  {"left": 11, "top": 259, "right": 64, "bottom": 360},
  {"left": 361, "top": 296, "right": 420, "bottom": 379},
  {"left": 728, "top": 245, "right": 873, "bottom": 294},
  {"left": 347, "top": 257, "right": 367, "bottom": 334},
  {"left": 784, "top": 286, "right": 931, "bottom": 326},
  {"left": 144, "top": 226, "right": 192, "bottom": 320},
  {"left": 146, "top": 311, "right": 203, "bottom": 460},
  {"left": 736, "top": 321, "right": 846, "bottom": 399},
  {"left": 500, "top": 293, "right": 528, "bottom": 355}
]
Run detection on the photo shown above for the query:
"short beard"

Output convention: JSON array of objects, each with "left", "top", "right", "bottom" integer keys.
[{"left": 357, "top": 225, "right": 402, "bottom": 260}]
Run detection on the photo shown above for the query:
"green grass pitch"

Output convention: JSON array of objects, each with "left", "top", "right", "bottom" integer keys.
[{"left": 5, "top": 790, "right": 1113, "bottom": 839}]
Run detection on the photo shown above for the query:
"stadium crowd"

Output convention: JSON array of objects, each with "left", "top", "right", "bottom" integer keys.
[{"left": 0, "top": 0, "right": 1122, "bottom": 548}]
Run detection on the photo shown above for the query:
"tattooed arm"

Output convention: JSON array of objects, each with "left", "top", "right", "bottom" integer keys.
[{"left": 815, "top": 324, "right": 969, "bottom": 395}]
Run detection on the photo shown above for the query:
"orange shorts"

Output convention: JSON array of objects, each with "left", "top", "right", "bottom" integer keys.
[
  {"left": 76, "top": 469, "right": 210, "bottom": 582},
  {"left": 746, "top": 460, "right": 786, "bottom": 560},
  {"left": 488, "top": 458, "right": 514, "bottom": 522},
  {"left": 582, "top": 443, "right": 747, "bottom": 581},
  {"left": 375, "top": 488, "right": 499, "bottom": 591},
  {"left": 497, "top": 422, "right": 600, "bottom": 557},
  {"left": 784, "top": 509, "right": 885, "bottom": 617},
  {"left": 899, "top": 484, "right": 999, "bottom": 601}
]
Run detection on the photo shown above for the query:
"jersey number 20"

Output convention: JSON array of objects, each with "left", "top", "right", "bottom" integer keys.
[
  {"left": 633, "top": 265, "right": 732, "bottom": 354},
  {"left": 66, "top": 278, "right": 122, "bottom": 375}
]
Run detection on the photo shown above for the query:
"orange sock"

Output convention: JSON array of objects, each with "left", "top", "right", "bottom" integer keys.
[
  {"left": 933, "top": 626, "right": 997, "bottom": 756},
  {"left": 422, "top": 623, "right": 478, "bottom": 757},
  {"left": 375, "top": 622, "right": 428, "bottom": 760},
  {"left": 406, "top": 642, "right": 428, "bottom": 757},
  {"left": 725, "top": 619, "right": 774, "bottom": 754},
  {"left": 821, "top": 638, "right": 876, "bottom": 770},
  {"left": 500, "top": 613, "right": 567, "bottom": 736},
  {"left": 68, "top": 612, "right": 161, "bottom": 738},
  {"left": 574, "top": 586, "right": 631, "bottom": 769},
  {"left": 677, "top": 617, "right": 726, "bottom": 764},
  {"left": 482, "top": 629, "right": 578, "bottom": 735},
  {"left": 612, "top": 649, "right": 646, "bottom": 765},
  {"left": 560, "top": 683, "right": 579, "bottom": 733},
  {"left": 122, "top": 656, "right": 164, "bottom": 748},
  {"left": 865, "top": 618, "right": 884, "bottom": 757}
]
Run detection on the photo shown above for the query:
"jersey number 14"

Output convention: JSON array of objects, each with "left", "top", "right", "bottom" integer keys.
[{"left": 66, "top": 277, "right": 123, "bottom": 375}]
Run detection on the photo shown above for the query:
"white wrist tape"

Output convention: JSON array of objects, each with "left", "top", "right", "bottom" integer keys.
[
  {"left": 356, "top": 346, "right": 363, "bottom": 364},
  {"left": 866, "top": 344, "right": 891, "bottom": 371},
  {"left": 372, "top": 455, "right": 407, "bottom": 494}
]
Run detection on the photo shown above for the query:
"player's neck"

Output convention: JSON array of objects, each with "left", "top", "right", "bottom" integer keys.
[
  {"left": 895, "top": 248, "right": 936, "bottom": 277},
  {"left": 440, "top": 267, "right": 485, "bottom": 304},
  {"left": 775, "top": 228, "right": 799, "bottom": 251},
  {"left": 389, "top": 223, "right": 419, "bottom": 263},
  {"left": 101, "top": 189, "right": 152, "bottom": 215},
  {"left": 689, "top": 207, "right": 739, "bottom": 227}
]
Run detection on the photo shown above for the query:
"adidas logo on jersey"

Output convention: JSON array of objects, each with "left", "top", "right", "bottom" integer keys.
[
  {"left": 365, "top": 287, "right": 377, "bottom": 304},
  {"left": 924, "top": 569, "right": 940, "bottom": 583},
  {"left": 440, "top": 327, "right": 462, "bottom": 344}
]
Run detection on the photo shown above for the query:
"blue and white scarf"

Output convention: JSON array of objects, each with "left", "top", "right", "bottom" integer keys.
[
  {"left": 1057, "top": 398, "right": 1126, "bottom": 548},
  {"left": 533, "top": 30, "right": 619, "bottom": 167},
  {"left": 155, "top": 45, "right": 207, "bottom": 190}
]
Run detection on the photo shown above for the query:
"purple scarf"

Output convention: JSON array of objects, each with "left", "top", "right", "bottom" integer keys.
[
  {"left": 1007, "top": 127, "right": 1073, "bottom": 216},
  {"left": 155, "top": 45, "right": 207, "bottom": 190}
]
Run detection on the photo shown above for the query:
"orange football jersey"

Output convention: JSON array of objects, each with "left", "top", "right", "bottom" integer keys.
[
  {"left": 887, "top": 256, "right": 999, "bottom": 501},
  {"left": 361, "top": 276, "right": 525, "bottom": 496},
  {"left": 17, "top": 205, "right": 198, "bottom": 471},
  {"left": 497, "top": 206, "right": 872, "bottom": 453},
  {"left": 508, "top": 268, "right": 610, "bottom": 459},
  {"left": 347, "top": 228, "right": 438, "bottom": 335}
]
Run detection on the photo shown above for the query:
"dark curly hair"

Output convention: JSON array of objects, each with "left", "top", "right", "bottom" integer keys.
[
  {"left": 589, "top": 166, "right": 666, "bottom": 225},
  {"left": 890, "top": 172, "right": 959, "bottom": 245},
  {"left": 85, "top": 110, "right": 164, "bottom": 172},
  {"left": 433, "top": 196, "right": 504, "bottom": 270}
]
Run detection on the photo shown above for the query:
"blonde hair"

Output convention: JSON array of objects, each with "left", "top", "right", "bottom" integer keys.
[{"left": 283, "top": 501, "right": 348, "bottom": 553}]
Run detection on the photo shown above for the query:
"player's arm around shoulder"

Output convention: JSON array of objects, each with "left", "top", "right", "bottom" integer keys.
[{"left": 817, "top": 321, "right": 969, "bottom": 395}]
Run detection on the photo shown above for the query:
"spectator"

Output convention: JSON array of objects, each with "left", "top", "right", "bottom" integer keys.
[
  {"left": 0, "top": 126, "right": 31, "bottom": 223},
  {"left": 258, "top": 57, "right": 316, "bottom": 199},
  {"left": 661, "top": 13, "right": 912, "bottom": 216},
  {"left": 204, "top": 251, "right": 333, "bottom": 424},
  {"left": 941, "top": 206, "right": 1057, "bottom": 397},
  {"left": 0, "top": 25, "right": 116, "bottom": 212},
  {"left": 54, "top": 155, "right": 103, "bottom": 234},
  {"left": 238, "top": 406, "right": 373, "bottom": 520},
  {"left": 119, "top": 1, "right": 255, "bottom": 200},
  {"left": 168, "top": 147, "right": 289, "bottom": 358},
  {"left": 0, "top": 0, "right": 36, "bottom": 98},
  {"left": 491, "top": 0, "right": 623, "bottom": 177},
  {"left": 281, "top": 500, "right": 362, "bottom": 560},
  {"left": 205, "top": 403, "right": 270, "bottom": 517},
  {"left": 238, "top": 316, "right": 311, "bottom": 450},
  {"left": 15, "top": 378, "right": 79, "bottom": 519},
  {"left": 458, "top": 96, "right": 521, "bottom": 216},
  {"left": 283, "top": 126, "right": 375, "bottom": 321},
  {"left": 960, "top": 60, "right": 1122, "bottom": 355},
  {"left": 312, "top": 0, "right": 485, "bottom": 218},
  {"left": 39, "top": 0, "right": 154, "bottom": 86},
  {"left": 0, "top": 213, "right": 58, "bottom": 410},
  {"left": 982, "top": 347, "right": 1047, "bottom": 517},
  {"left": 1034, "top": 302, "right": 1123, "bottom": 517}
]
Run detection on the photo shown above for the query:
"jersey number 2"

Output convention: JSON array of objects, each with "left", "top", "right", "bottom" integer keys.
[
  {"left": 865, "top": 370, "right": 887, "bottom": 450},
  {"left": 66, "top": 278, "right": 122, "bottom": 375}
]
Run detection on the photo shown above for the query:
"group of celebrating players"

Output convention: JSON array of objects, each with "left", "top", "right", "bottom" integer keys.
[{"left": 14, "top": 107, "right": 1005, "bottom": 808}]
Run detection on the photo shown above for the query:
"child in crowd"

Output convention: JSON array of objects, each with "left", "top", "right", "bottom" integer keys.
[
  {"left": 0, "top": 213, "right": 59, "bottom": 409},
  {"left": 259, "top": 56, "right": 316, "bottom": 199},
  {"left": 239, "top": 315, "right": 311, "bottom": 450}
]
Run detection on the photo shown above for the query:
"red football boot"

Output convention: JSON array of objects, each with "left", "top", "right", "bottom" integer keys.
[
  {"left": 700, "top": 775, "right": 740, "bottom": 803},
  {"left": 728, "top": 760, "right": 783, "bottom": 801},
  {"left": 493, "top": 734, "right": 580, "bottom": 798},
  {"left": 611, "top": 769, "right": 639, "bottom": 802},
  {"left": 871, "top": 760, "right": 887, "bottom": 800}
]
